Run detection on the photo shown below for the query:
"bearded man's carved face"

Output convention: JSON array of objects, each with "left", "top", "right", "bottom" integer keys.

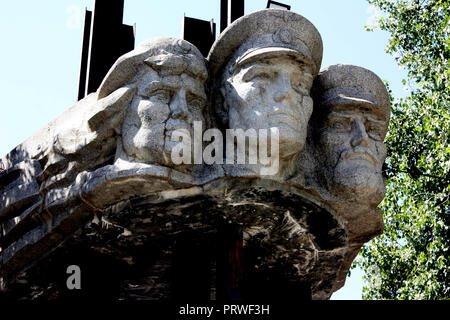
[{"left": 122, "top": 67, "right": 207, "bottom": 167}]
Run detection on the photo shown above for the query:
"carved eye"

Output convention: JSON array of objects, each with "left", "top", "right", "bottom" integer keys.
[
  {"left": 188, "top": 97, "right": 205, "bottom": 111},
  {"left": 243, "top": 70, "right": 273, "bottom": 83},
  {"left": 326, "top": 116, "right": 352, "bottom": 132},
  {"left": 150, "top": 90, "right": 171, "bottom": 104},
  {"left": 367, "top": 127, "right": 383, "bottom": 141},
  {"left": 333, "top": 123, "right": 345, "bottom": 130},
  {"left": 329, "top": 119, "right": 351, "bottom": 131},
  {"left": 252, "top": 72, "right": 272, "bottom": 81},
  {"left": 291, "top": 81, "right": 309, "bottom": 96}
]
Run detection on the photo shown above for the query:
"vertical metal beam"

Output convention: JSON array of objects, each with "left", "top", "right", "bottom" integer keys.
[
  {"left": 77, "top": 9, "right": 92, "bottom": 101},
  {"left": 86, "top": 0, "right": 123, "bottom": 96},
  {"left": 220, "top": 0, "right": 244, "bottom": 33},
  {"left": 266, "top": 0, "right": 291, "bottom": 10},
  {"left": 78, "top": 0, "right": 135, "bottom": 100},
  {"left": 228, "top": 0, "right": 244, "bottom": 25},
  {"left": 181, "top": 16, "right": 216, "bottom": 57},
  {"left": 220, "top": 0, "right": 228, "bottom": 33}
]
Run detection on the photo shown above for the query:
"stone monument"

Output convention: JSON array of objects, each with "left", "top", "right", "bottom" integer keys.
[{"left": 0, "top": 9, "right": 390, "bottom": 300}]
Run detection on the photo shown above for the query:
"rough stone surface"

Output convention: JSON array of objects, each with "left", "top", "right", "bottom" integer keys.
[
  {"left": 0, "top": 181, "right": 348, "bottom": 300},
  {"left": 0, "top": 10, "right": 390, "bottom": 300},
  {"left": 208, "top": 9, "right": 322, "bottom": 179},
  {"left": 207, "top": 9, "right": 323, "bottom": 78},
  {"left": 304, "top": 64, "right": 390, "bottom": 207}
]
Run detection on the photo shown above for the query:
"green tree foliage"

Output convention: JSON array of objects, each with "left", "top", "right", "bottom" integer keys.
[{"left": 356, "top": 0, "right": 450, "bottom": 299}]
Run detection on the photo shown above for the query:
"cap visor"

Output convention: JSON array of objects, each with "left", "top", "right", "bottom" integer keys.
[
  {"left": 233, "top": 47, "right": 314, "bottom": 72},
  {"left": 323, "top": 96, "right": 389, "bottom": 121}
]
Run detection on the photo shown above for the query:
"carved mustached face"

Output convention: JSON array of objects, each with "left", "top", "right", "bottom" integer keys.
[
  {"left": 224, "top": 56, "right": 314, "bottom": 160},
  {"left": 121, "top": 66, "right": 207, "bottom": 168},
  {"left": 318, "top": 105, "right": 387, "bottom": 204}
]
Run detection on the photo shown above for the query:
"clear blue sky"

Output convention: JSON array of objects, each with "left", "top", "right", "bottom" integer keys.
[{"left": 0, "top": 0, "right": 407, "bottom": 299}]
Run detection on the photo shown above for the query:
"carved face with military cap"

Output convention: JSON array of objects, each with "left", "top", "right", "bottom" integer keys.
[
  {"left": 208, "top": 9, "right": 323, "bottom": 176},
  {"left": 312, "top": 64, "right": 391, "bottom": 203}
]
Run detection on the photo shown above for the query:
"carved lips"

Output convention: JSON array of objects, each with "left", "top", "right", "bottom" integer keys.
[
  {"left": 268, "top": 103, "right": 304, "bottom": 132},
  {"left": 340, "top": 148, "right": 378, "bottom": 169}
]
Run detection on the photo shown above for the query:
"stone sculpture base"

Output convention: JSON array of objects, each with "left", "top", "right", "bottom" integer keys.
[{"left": 0, "top": 181, "right": 349, "bottom": 300}]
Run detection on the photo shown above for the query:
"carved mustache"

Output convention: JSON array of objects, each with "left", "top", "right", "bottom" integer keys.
[
  {"left": 270, "top": 110, "right": 301, "bottom": 121},
  {"left": 266, "top": 103, "right": 307, "bottom": 131},
  {"left": 340, "top": 147, "right": 379, "bottom": 167},
  {"left": 268, "top": 113, "right": 304, "bottom": 132},
  {"left": 269, "top": 99, "right": 308, "bottom": 121}
]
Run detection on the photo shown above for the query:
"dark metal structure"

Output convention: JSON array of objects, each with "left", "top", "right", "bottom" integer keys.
[
  {"left": 78, "top": 0, "right": 250, "bottom": 100},
  {"left": 266, "top": 0, "right": 291, "bottom": 10},
  {"left": 182, "top": 0, "right": 246, "bottom": 59},
  {"left": 181, "top": 16, "right": 216, "bottom": 57},
  {"left": 78, "top": 0, "right": 135, "bottom": 100},
  {"left": 77, "top": 10, "right": 92, "bottom": 101},
  {"left": 220, "top": 0, "right": 245, "bottom": 33}
]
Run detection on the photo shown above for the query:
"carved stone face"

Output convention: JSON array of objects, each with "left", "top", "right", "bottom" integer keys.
[
  {"left": 224, "top": 56, "right": 314, "bottom": 160},
  {"left": 121, "top": 66, "right": 207, "bottom": 167},
  {"left": 318, "top": 105, "right": 387, "bottom": 203}
]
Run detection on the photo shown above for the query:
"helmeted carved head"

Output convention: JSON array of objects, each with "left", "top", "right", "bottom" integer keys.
[
  {"left": 97, "top": 37, "right": 208, "bottom": 172},
  {"left": 311, "top": 64, "right": 391, "bottom": 205},
  {"left": 208, "top": 9, "right": 323, "bottom": 176}
]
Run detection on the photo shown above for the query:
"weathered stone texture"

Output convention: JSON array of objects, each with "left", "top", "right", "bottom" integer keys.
[{"left": 0, "top": 9, "right": 390, "bottom": 300}]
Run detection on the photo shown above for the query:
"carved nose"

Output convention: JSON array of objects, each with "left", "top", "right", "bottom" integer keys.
[
  {"left": 351, "top": 119, "right": 370, "bottom": 147},
  {"left": 171, "top": 90, "right": 190, "bottom": 120},
  {"left": 274, "top": 72, "right": 293, "bottom": 103}
]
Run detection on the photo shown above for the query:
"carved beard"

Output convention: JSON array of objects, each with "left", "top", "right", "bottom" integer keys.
[
  {"left": 330, "top": 162, "right": 385, "bottom": 205},
  {"left": 163, "top": 123, "right": 194, "bottom": 173}
]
